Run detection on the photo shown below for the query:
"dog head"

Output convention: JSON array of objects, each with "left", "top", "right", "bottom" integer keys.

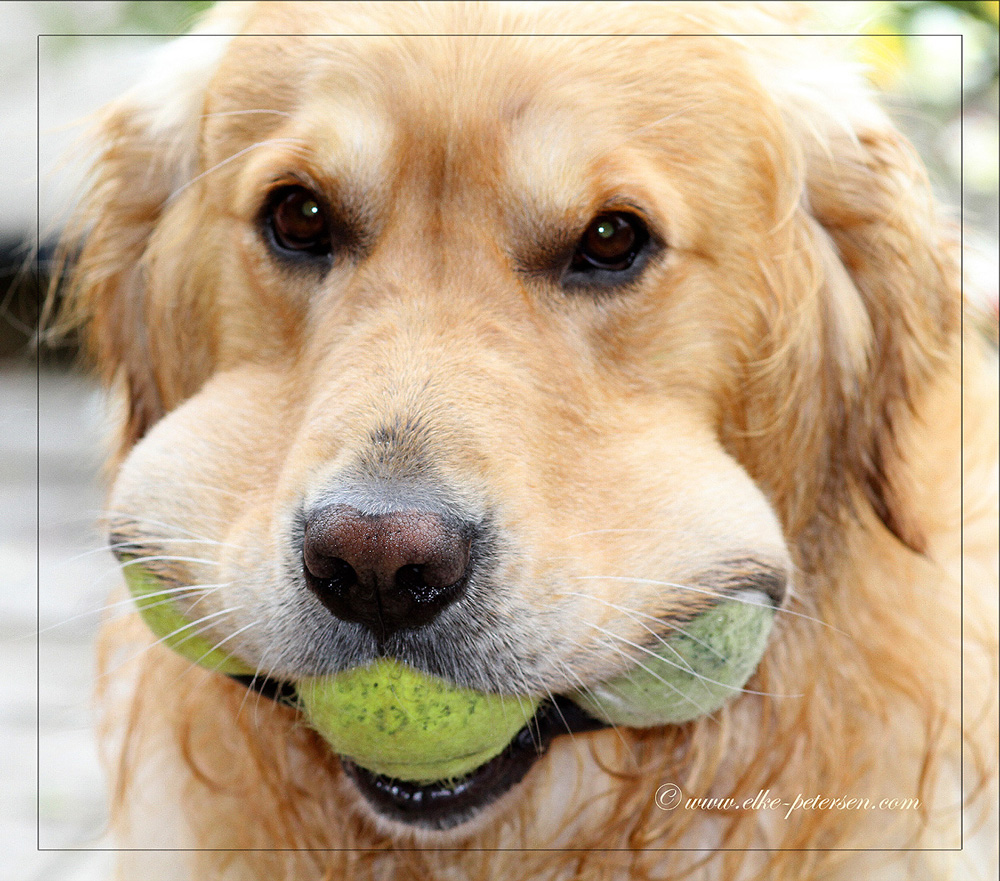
[{"left": 64, "top": 1, "right": 959, "bottom": 837}]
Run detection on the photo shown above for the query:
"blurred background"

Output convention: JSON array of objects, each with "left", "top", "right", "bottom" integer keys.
[{"left": 2, "top": 2, "right": 997, "bottom": 878}]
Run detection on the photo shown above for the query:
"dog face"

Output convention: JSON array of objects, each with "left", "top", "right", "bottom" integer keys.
[{"left": 70, "top": 1, "right": 959, "bottom": 837}]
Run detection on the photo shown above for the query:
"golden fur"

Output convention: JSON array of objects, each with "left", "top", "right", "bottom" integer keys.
[{"left": 57, "top": 2, "right": 997, "bottom": 879}]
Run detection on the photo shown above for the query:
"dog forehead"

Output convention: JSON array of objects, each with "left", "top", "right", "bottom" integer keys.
[
  {"left": 202, "top": 0, "right": 804, "bottom": 124},
  {"left": 209, "top": 32, "right": 615, "bottom": 125},
  {"left": 205, "top": 16, "right": 779, "bottom": 147},
  {"left": 209, "top": 34, "right": 691, "bottom": 184},
  {"left": 196, "top": 6, "right": 793, "bottom": 255},
  {"left": 203, "top": 32, "right": 643, "bottom": 216}
]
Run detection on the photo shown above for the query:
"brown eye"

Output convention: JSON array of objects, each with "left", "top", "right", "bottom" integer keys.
[
  {"left": 571, "top": 212, "right": 649, "bottom": 274},
  {"left": 265, "top": 185, "right": 331, "bottom": 258}
]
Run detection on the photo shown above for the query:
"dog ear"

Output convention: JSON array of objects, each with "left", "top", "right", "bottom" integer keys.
[
  {"left": 804, "top": 119, "right": 959, "bottom": 553},
  {"left": 57, "top": 30, "right": 235, "bottom": 456},
  {"left": 738, "top": 59, "right": 960, "bottom": 559}
]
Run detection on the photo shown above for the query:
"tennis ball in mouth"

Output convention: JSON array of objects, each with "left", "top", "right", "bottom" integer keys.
[
  {"left": 568, "top": 592, "right": 775, "bottom": 727},
  {"left": 298, "top": 659, "right": 539, "bottom": 784},
  {"left": 122, "top": 561, "right": 255, "bottom": 676}
]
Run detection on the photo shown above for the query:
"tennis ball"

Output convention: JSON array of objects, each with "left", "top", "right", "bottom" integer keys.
[
  {"left": 298, "top": 659, "right": 539, "bottom": 783},
  {"left": 568, "top": 592, "right": 775, "bottom": 727},
  {"left": 122, "top": 561, "right": 255, "bottom": 676}
]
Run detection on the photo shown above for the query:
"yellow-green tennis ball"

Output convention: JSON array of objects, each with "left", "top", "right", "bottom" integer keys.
[
  {"left": 122, "top": 561, "right": 255, "bottom": 676},
  {"left": 569, "top": 592, "right": 775, "bottom": 727},
  {"left": 298, "top": 659, "right": 539, "bottom": 783}
]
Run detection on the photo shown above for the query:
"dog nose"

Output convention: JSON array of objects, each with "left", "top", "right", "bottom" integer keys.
[{"left": 302, "top": 504, "right": 473, "bottom": 637}]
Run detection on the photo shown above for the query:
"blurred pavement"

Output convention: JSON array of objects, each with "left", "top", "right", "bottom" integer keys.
[{"left": 3, "top": 365, "right": 116, "bottom": 880}]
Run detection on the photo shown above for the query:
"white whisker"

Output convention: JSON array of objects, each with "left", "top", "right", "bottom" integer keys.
[
  {"left": 62, "top": 537, "right": 230, "bottom": 565},
  {"left": 584, "top": 618, "right": 800, "bottom": 701},
  {"left": 100, "top": 512, "right": 224, "bottom": 541},
  {"left": 160, "top": 606, "right": 244, "bottom": 645},
  {"left": 167, "top": 137, "right": 307, "bottom": 203},
  {"left": 239, "top": 636, "right": 298, "bottom": 724},
  {"left": 36, "top": 584, "right": 219, "bottom": 635},
  {"left": 200, "top": 108, "right": 293, "bottom": 120},
  {"left": 500, "top": 654, "right": 551, "bottom": 751},
  {"left": 582, "top": 621, "right": 715, "bottom": 717},
  {"left": 186, "top": 583, "right": 233, "bottom": 611},
  {"left": 585, "top": 620, "right": 700, "bottom": 681},
  {"left": 548, "top": 649, "right": 634, "bottom": 755},
  {"left": 118, "top": 554, "right": 221, "bottom": 569},
  {"left": 189, "top": 620, "right": 260, "bottom": 671},
  {"left": 571, "top": 574, "right": 846, "bottom": 636},
  {"left": 561, "top": 590, "right": 728, "bottom": 664},
  {"left": 563, "top": 527, "right": 695, "bottom": 540},
  {"left": 98, "top": 606, "right": 243, "bottom": 682}
]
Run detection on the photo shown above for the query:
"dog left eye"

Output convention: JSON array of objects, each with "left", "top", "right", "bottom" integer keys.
[
  {"left": 264, "top": 185, "right": 333, "bottom": 260},
  {"left": 570, "top": 212, "right": 649, "bottom": 274}
]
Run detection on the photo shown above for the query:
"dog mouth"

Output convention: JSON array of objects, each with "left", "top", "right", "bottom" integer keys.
[
  {"left": 231, "top": 674, "right": 607, "bottom": 830},
  {"left": 225, "top": 580, "right": 780, "bottom": 831},
  {"left": 341, "top": 696, "right": 608, "bottom": 830}
]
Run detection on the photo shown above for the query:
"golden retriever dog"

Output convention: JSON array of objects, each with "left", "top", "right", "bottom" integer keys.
[{"left": 58, "top": 2, "right": 997, "bottom": 879}]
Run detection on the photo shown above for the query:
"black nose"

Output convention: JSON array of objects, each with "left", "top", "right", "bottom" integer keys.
[{"left": 302, "top": 504, "right": 474, "bottom": 637}]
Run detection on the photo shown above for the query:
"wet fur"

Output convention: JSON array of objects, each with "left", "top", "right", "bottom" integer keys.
[{"left": 58, "top": 2, "right": 997, "bottom": 879}]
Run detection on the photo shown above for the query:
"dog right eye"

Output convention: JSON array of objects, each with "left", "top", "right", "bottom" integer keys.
[
  {"left": 560, "top": 210, "right": 656, "bottom": 290},
  {"left": 264, "top": 185, "right": 333, "bottom": 261},
  {"left": 574, "top": 213, "right": 645, "bottom": 272}
]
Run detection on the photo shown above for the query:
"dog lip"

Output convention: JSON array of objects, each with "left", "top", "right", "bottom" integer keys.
[
  {"left": 227, "top": 673, "right": 300, "bottom": 706},
  {"left": 341, "top": 696, "right": 610, "bottom": 831},
  {"left": 341, "top": 746, "right": 535, "bottom": 832}
]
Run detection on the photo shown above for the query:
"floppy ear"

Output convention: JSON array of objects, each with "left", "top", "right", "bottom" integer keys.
[
  {"left": 803, "top": 119, "right": 959, "bottom": 552},
  {"left": 738, "top": 60, "right": 961, "bottom": 560},
  {"left": 57, "top": 29, "right": 236, "bottom": 456}
]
